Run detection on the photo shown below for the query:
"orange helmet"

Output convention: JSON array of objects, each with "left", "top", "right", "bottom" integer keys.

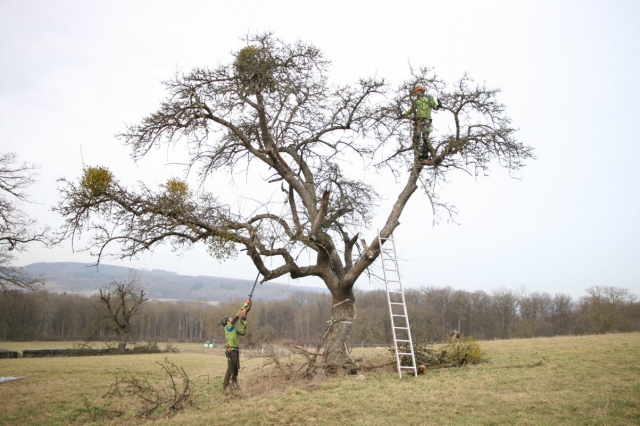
[{"left": 413, "top": 85, "right": 425, "bottom": 94}]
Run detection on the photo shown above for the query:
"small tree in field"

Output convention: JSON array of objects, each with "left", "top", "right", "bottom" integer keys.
[
  {"left": 93, "top": 272, "right": 148, "bottom": 353},
  {"left": 57, "top": 34, "right": 533, "bottom": 371}
]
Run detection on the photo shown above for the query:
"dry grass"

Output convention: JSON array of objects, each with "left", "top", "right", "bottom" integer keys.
[{"left": 1, "top": 334, "right": 639, "bottom": 425}]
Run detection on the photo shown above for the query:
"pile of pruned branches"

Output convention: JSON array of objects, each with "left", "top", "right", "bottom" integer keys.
[
  {"left": 395, "top": 336, "right": 486, "bottom": 373},
  {"left": 246, "top": 338, "right": 484, "bottom": 395},
  {"left": 243, "top": 344, "right": 392, "bottom": 396},
  {"left": 245, "top": 345, "right": 364, "bottom": 393},
  {"left": 79, "top": 358, "right": 193, "bottom": 421},
  {"left": 252, "top": 345, "right": 330, "bottom": 382},
  {"left": 240, "top": 346, "right": 323, "bottom": 397}
]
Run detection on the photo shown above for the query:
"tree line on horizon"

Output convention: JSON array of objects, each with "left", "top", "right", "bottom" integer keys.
[{"left": 0, "top": 285, "right": 638, "bottom": 346}]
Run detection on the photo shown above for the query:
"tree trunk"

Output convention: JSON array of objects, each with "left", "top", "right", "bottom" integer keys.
[
  {"left": 321, "top": 290, "right": 357, "bottom": 373},
  {"left": 117, "top": 331, "right": 128, "bottom": 354}
]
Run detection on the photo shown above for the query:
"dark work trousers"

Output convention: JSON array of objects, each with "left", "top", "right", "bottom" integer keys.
[
  {"left": 413, "top": 118, "right": 433, "bottom": 157},
  {"left": 223, "top": 349, "right": 240, "bottom": 388}
]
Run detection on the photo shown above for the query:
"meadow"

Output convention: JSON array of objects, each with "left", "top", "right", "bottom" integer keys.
[{"left": 1, "top": 333, "right": 639, "bottom": 425}]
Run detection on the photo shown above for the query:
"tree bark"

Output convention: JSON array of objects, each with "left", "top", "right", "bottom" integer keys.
[{"left": 322, "top": 289, "right": 357, "bottom": 373}]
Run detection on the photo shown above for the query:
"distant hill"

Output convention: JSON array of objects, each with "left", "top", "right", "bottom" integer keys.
[{"left": 24, "top": 262, "right": 327, "bottom": 302}]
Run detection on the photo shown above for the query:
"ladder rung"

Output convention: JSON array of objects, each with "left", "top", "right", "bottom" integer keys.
[
  {"left": 396, "top": 339, "right": 411, "bottom": 342},
  {"left": 392, "top": 314, "right": 406, "bottom": 317},
  {"left": 394, "top": 327, "right": 409, "bottom": 330},
  {"left": 388, "top": 290, "right": 403, "bottom": 293},
  {"left": 400, "top": 366, "right": 416, "bottom": 369},
  {"left": 390, "top": 302, "right": 404, "bottom": 305},
  {"left": 397, "top": 352, "right": 413, "bottom": 356}
]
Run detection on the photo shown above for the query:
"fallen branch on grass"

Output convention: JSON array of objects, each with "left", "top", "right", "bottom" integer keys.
[
  {"left": 503, "top": 357, "right": 549, "bottom": 369},
  {"left": 81, "top": 396, "right": 124, "bottom": 421}
]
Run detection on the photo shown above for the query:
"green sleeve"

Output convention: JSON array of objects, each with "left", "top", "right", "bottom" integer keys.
[{"left": 404, "top": 100, "right": 415, "bottom": 117}]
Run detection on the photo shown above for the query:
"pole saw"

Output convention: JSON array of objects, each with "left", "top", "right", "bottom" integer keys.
[{"left": 240, "top": 272, "right": 260, "bottom": 317}]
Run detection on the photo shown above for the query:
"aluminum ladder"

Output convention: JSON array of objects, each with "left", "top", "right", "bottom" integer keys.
[{"left": 377, "top": 232, "right": 417, "bottom": 378}]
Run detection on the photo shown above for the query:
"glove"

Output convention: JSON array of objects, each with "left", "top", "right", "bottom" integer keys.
[
  {"left": 242, "top": 301, "right": 251, "bottom": 309},
  {"left": 240, "top": 314, "right": 246, "bottom": 321},
  {"left": 437, "top": 99, "right": 442, "bottom": 108}
]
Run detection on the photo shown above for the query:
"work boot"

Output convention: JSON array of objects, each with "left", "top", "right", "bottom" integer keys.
[{"left": 421, "top": 141, "right": 435, "bottom": 159}]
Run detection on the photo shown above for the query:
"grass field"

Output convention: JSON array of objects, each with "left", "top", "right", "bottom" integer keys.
[{"left": 1, "top": 333, "right": 639, "bottom": 425}]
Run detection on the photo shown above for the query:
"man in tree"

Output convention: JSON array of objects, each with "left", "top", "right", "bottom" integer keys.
[
  {"left": 221, "top": 301, "right": 250, "bottom": 391},
  {"left": 56, "top": 33, "right": 533, "bottom": 373},
  {"left": 403, "top": 85, "right": 442, "bottom": 159}
]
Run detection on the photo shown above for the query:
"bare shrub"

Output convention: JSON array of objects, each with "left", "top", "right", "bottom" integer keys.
[
  {"left": 131, "top": 341, "right": 179, "bottom": 354},
  {"left": 442, "top": 336, "right": 486, "bottom": 366}
]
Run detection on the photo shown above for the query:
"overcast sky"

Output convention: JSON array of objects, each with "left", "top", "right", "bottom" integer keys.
[{"left": 2, "top": 0, "right": 639, "bottom": 299}]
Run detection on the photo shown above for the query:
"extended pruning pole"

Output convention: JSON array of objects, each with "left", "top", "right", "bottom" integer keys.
[{"left": 240, "top": 272, "right": 260, "bottom": 317}]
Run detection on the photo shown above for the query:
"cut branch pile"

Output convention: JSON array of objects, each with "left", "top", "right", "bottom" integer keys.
[
  {"left": 244, "top": 345, "right": 392, "bottom": 396},
  {"left": 395, "top": 343, "right": 452, "bottom": 369},
  {"left": 395, "top": 337, "right": 487, "bottom": 372},
  {"left": 80, "top": 358, "right": 193, "bottom": 421}
]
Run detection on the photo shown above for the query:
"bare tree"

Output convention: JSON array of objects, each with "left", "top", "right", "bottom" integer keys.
[
  {"left": 56, "top": 33, "right": 533, "bottom": 370},
  {"left": 92, "top": 271, "right": 148, "bottom": 353},
  {"left": 492, "top": 287, "right": 519, "bottom": 339},
  {"left": 550, "top": 293, "right": 575, "bottom": 335},
  {"left": 518, "top": 290, "right": 552, "bottom": 337},
  {"left": 578, "top": 285, "right": 637, "bottom": 334},
  {"left": 0, "top": 152, "right": 53, "bottom": 293}
]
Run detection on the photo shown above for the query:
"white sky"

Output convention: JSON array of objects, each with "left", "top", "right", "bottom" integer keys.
[{"left": 1, "top": 0, "right": 639, "bottom": 299}]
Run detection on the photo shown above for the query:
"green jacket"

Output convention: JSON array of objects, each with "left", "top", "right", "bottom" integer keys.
[
  {"left": 224, "top": 312, "right": 247, "bottom": 349},
  {"left": 405, "top": 95, "right": 439, "bottom": 119}
]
